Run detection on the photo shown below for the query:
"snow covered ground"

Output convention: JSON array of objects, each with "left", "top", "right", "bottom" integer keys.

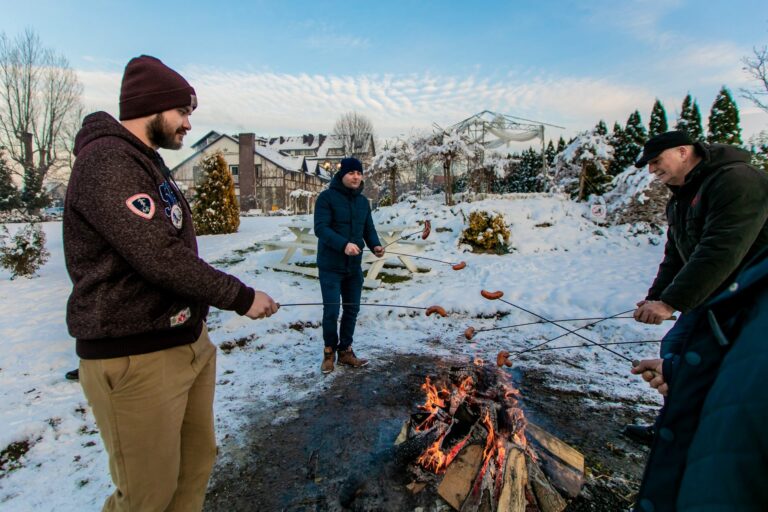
[{"left": 0, "top": 193, "right": 668, "bottom": 510}]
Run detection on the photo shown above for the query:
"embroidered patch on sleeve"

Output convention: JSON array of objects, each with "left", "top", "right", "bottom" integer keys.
[
  {"left": 170, "top": 307, "right": 192, "bottom": 328},
  {"left": 125, "top": 194, "right": 155, "bottom": 219}
]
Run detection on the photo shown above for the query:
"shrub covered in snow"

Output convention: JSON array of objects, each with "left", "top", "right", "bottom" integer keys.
[
  {"left": 458, "top": 210, "right": 510, "bottom": 254},
  {"left": 0, "top": 223, "right": 50, "bottom": 278},
  {"left": 551, "top": 130, "right": 614, "bottom": 200}
]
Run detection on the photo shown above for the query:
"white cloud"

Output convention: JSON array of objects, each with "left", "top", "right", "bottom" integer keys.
[{"left": 75, "top": 63, "right": 768, "bottom": 167}]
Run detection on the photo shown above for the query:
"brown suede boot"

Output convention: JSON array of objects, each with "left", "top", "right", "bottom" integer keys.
[
  {"left": 337, "top": 347, "right": 368, "bottom": 368},
  {"left": 321, "top": 347, "right": 335, "bottom": 374}
]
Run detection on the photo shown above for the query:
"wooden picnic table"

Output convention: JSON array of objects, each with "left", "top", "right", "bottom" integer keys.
[{"left": 263, "top": 220, "right": 431, "bottom": 288}]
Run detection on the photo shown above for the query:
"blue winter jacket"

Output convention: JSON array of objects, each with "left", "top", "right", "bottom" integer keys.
[
  {"left": 635, "top": 246, "right": 768, "bottom": 512},
  {"left": 314, "top": 174, "right": 381, "bottom": 272}
]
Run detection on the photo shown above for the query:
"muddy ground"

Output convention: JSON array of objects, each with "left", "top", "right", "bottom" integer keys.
[{"left": 204, "top": 354, "right": 655, "bottom": 512}]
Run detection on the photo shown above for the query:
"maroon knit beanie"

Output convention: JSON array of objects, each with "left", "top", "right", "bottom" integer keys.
[{"left": 119, "top": 55, "right": 197, "bottom": 120}]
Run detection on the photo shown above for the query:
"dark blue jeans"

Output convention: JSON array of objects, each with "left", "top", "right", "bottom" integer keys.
[{"left": 319, "top": 268, "right": 364, "bottom": 351}]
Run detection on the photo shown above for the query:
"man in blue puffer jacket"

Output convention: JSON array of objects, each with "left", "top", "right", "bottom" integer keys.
[
  {"left": 632, "top": 246, "right": 768, "bottom": 511},
  {"left": 314, "top": 157, "right": 383, "bottom": 374}
]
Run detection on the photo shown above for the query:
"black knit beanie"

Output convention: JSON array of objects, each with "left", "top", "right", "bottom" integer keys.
[
  {"left": 338, "top": 157, "right": 364, "bottom": 178},
  {"left": 119, "top": 55, "right": 197, "bottom": 120}
]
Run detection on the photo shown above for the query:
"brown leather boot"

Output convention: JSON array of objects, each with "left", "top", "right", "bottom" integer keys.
[
  {"left": 337, "top": 347, "right": 368, "bottom": 368},
  {"left": 321, "top": 347, "right": 335, "bottom": 374}
]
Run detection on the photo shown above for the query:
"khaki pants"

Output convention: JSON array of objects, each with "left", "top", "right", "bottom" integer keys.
[{"left": 80, "top": 326, "right": 217, "bottom": 512}]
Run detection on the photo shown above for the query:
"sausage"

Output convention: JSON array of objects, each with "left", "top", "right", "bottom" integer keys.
[
  {"left": 496, "top": 350, "right": 513, "bottom": 368},
  {"left": 425, "top": 305, "right": 447, "bottom": 317},
  {"left": 464, "top": 326, "right": 475, "bottom": 340},
  {"left": 451, "top": 261, "right": 467, "bottom": 270},
  {"left": 481, "top": 290, "right": 504, "bottom": 300},
  {"left": 421, "top": 219, "right": 432, "bottom": 240}
]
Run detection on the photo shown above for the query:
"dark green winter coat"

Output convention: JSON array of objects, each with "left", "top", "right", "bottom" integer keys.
[
  {"left": 635, "top": 247, "right": 768, "bottom": 512},
  {"left": 647, "top": 142, "right": 768, "bottom": 313},
  {"left": 314, "top": 173, "right": 381, "bottom": 272}
]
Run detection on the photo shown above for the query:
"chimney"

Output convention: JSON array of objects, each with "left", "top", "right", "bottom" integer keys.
[{"left": 238, "top": 133, "right": 256, "bottom": 211}]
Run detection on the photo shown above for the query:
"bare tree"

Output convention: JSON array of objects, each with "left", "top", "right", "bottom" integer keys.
[
  {"left": 741, "top": 45, "right": 768, "bottom": 114},
  {"left": 333, "top": 111, "right": 374, "bottom": 162},
  {"left": 0, "top": 29, "right": 83, "bottom": 209}
]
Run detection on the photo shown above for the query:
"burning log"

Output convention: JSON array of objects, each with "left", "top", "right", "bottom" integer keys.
[
  {"left": 397, "top": 361, "right": 584, "bottom": 511},
  {"left": 437, "top": 444, "right": 484, "bottom": 509}
]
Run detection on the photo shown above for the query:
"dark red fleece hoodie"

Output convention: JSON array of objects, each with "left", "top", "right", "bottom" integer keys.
[{"left": 64, "top": 112, "right": 254, "bottom": 359}]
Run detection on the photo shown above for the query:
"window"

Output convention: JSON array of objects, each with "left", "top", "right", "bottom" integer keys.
[
  {"left": 193, "top": 165, "right": 203, "bottom": 186},
  {"left": 255, "top": 164, "right": 262, "bottom": 178},
  {"left": 229, "top": 165, "right": 239, "bottom": 184}
]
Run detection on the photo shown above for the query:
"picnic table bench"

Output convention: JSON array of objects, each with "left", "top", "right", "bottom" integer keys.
[{"left": 263, "top": 220, "right": 432, "bottom": 288}]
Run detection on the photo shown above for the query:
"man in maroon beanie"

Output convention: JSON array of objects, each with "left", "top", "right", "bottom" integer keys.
[{"left": 63, "top": 55, "right": 278, "bottom": 511}]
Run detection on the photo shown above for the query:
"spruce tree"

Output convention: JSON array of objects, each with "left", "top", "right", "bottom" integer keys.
[
  {"left": 595, "top": 120, "right": 608, "bottom": 136},
  {"left": 557, "top": 136, "right": 566, "bottom": 153},
  {"left": 0, "top": 155, "right": 21, "bottom": 211},
  {"left": 609, "top": 122, "right": 627, "bottom": 173},
  {"left": 675, "top": 94, "right": 704, "bottom": 141},
  {"left": 649, "top": 99, "right": 668, "bottom": 138},
  {"left": 545, "top": 140, "right": 556, "bottom": 167},
  {"left": 192, "top": 151, "right": 240, "bottom": 235},
  {"left": 622, "top": 111, "right": 647, "bottom": 170},
  {"left": 20, "top": 166, "right": 49, "bottom": 211},
  {"left": 707, "top": 86, "right": 742, "bottom": 145}
]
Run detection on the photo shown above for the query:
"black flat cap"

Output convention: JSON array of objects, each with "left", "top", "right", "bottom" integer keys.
[{"left": 635, "top": 131, "right": 694, "bottom": 168}]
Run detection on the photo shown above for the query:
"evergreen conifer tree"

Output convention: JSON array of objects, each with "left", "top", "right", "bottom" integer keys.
[
  {"left": 649, "top": 99, "right": 668, "bottom": 138},
  {"left": 506, "top": 148, "right": 542, "bottom": 192},
  {"left": 0, "top": 155, "right": 21, "bottom": 211},
  {"left": 557, "top": 136, "right": 566, "bottom": 153},
  {"left": 545, "top": 140, "right": 556, "bottom": 167},
  {"left": 675, "top": 94, "right": 705, "bottom": 141},
  {"left": 707, "top": 86, "right": 742, "bottom": 145},
  {"left": 20, "top": 166, "right": 49, "bottom": 211},
  {"left": 609, "top": 121, "right": 631, "bottom": 173},
  {"left": 595, "top": 120, "right": 608, "bottom": 136},
  {"left": 192, "top": 151, "right": 240, "bottom": 235},
  {"left": 621, "top": 110, "right": 647, "bottom": 168}
]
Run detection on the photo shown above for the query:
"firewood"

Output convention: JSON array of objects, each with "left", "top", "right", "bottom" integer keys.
[
  {"left": 526, "top": 455, "right": 567, "bottom": 512},
  {"left": 438, "top": 443, "right": 484, "bottom": 510},
  {"left": 525, "top": 422, "right": 584, "bottom": 499},
  {"left": 497, "top": 447, "right": 528, "bottom": 512},
  {"left": 406, "top": 481, "right": 427, "bottom": 494},
  {"left": 525, "top": 423, "right": 584, "bottom": 473},
  {"left": 394, "top": 420, "right": 410, "bottom": 446}
]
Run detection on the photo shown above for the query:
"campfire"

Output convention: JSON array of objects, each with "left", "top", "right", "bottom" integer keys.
[{"left": 394, "top": 361, "right": 584, "bottom": 511}]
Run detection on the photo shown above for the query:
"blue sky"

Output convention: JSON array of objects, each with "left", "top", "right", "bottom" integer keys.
[{"left": 2, "top": 0, "right": 767, "bottom": 163}]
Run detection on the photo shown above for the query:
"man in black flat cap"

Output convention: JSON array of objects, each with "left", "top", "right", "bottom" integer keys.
[{"left": 624, "top": 130, "right": 768, "bottom": 446}]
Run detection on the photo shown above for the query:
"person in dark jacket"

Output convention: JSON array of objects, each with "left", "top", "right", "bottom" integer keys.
[
  {"left": 623, "top": 130, "right": 768, "bottom": 445},
  {"left": 63, "top": 55, "right": 278, "bottom": 512},
  {"left": 314, "top": 157, "right": 383, "bottom": 374},
  {"left": 631, "top": 246, "right": 768, "bottom": 511}
]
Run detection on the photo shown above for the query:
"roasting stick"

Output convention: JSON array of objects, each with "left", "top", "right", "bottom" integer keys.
[
  {"left": 480, "top": 289, "right": 637, "bottom": 364},
  {"left": 381, "top": 219, "right": 432, "bottom": 249},
  {"left": 278, "top": 301, "right": 448, "bottom": 317},
  {"left": 382, "top": 250, "right": 467, "bottom": 270},
  {"left": 464, "top": 315, "right": 636, "bottom": 340}
]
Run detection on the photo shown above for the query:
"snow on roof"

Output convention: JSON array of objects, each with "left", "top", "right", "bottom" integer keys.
[{"left": 254, "top": 146, "right": 304, "bottom": 172}]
